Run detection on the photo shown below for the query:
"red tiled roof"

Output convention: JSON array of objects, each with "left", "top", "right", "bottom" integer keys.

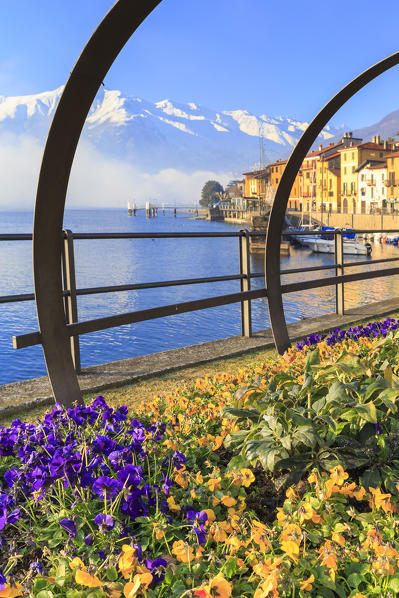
[{"left": 340, "top": 142, "right": 394, "bottom": 151}]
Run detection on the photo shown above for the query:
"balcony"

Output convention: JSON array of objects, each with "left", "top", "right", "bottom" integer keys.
[{"left": 366, "top": 180, "right": 376, "bottom": 186}]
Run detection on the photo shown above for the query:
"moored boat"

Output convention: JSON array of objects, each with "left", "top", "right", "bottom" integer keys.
[{"left": 307, "top": 239, "right": 372, "bottom": 255}]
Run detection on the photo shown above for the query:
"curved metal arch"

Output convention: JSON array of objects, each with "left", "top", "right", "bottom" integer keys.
[
  {"left": 265, "top": 52, "right": 399, "bottom": 354},
  {"left": 33, "top": 0, "right": 161, "bottom": 407}
]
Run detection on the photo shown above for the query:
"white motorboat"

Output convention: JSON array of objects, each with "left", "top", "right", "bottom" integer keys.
[{"left": 307, "top": 239, "right": 372, "bottom": 256}]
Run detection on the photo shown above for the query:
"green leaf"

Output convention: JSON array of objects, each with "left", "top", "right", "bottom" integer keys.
[
  {"left": 36, "top": 592, "right": 54, "bottom": 598},
  {"left": 360, "top": 467, "right": 381, "bottom": 490},
  {"left": 347, "top": 572, "right": 362, "bottom": 588},
  {"left": 389, "top": 574, "right": 399, "bottom": 593},
  {"left": 280, "top": 436, "right": 292, "bottom": 450},
  {"left": 226, "top": 455, "right": 251, "bottom": 472},
  {"left": 105, "top": 566, "right": 118, "bottom": 582},
  {"left": 312, "top": 397, "right": 326, "bottom": 413},
  {"left": 305, "top": 348, "right": 320, "bottom": 371},
  {"left": 34, "top": 579, "right": 48, "bottom": 592},
  {"left": 326, "top": 381, "right": 348, "bottom": 403},
  {"left": 355, "top": 401, "right": 377, "bottom": 423},
  {"left": 223, "top": 407, "right": 260, "bottom": 422},
  {"left": 224, "top": 557, "right": 237, "bottom": 579},
  {"left": 364, "top": 379, "right": 388, "bottom": 400}
]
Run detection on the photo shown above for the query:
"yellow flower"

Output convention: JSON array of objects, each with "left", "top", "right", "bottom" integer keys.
[
  {"left": 203, "top": 508, "right": 216, "bottom": 523},
  {"left": 251, "top": 521, "right": 270, "bottom": 551},
  {"left": 208, "top": 477, "right": 222, "bottom": 491},
  {"left": 281, "top": 540, "right": 300, "bottom": 562},
  {"left": 280, "top": 523, "right": 302, "bottom": 545},
  {"left": 153, "top": 522, "right": 165, "bottom": 540},
  {"left": 195, "top": 471, "right": 204, "bottom": 484},
  {"left": 196, "top": 574, "right": 232, "bottom": 598},
  {"left": 239, "top": 468, "right": 256, "bottom": 487},
  {"left": 70, "top": 557, "right": 86, "bottom": 570},
  {"left": 331, "top": 532, "right": 345, "bottom": 546},
  {"left": 212, "top": 436, "right": 224, "bottom": 451},
  {"left": 166, "top": 495, "right": 181, "bottom": 513},
  {"left": 123, "top": 573, "right": 153, "bottom": 597},
  {"left": 221, "top": 496, "right": 237, "bottom": 507},
  {"left": 172, "top": 540, "right": 194, "bottom": 563},
  {"left": 174, "top": 468, "right": 189, "bottom": 489},
  {"left": 329, "top": 465, "right": 348, "bottom": 486},
  {"left": 118, "top": 545, "right": 138, "bottom": 579},
  {"left": 75, "top": 569, "right": 103, "bottom": 588},
  {"left": 253, "top": 571, "right": 280, "bottom": 598},
  {"left": 297, "top": 502, "right": 313, "bottom": 524},
  {"left": 369, "top": 487, "right": 395, "bottom": 513},
  {"left": 210, "top": 523, "right": 227, "bottom": 542},
  {"left": 286, "top": 487, "right": 297, "bottom": 500},
  {"left": 318, "top": 541, "right": 337, "bottom": 570},
  {"left": 226, "top": 534, "right": 244, "bottom": 553},
  {"left": 0, "top": 585, "right": 23, "bottom": 598},
  {"left": 300, "top": 574, "right": 315, "bottom": 591},
  {"left": 352, "top": 486, "right": 366, "bottom": 501}
]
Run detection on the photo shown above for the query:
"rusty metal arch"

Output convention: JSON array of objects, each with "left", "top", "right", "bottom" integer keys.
[
  {"left": 265, "top": 51, "right": 399, "bottom": 354},
  {"left": 33, "top": 0, "right": 161, "bottom": 407}
]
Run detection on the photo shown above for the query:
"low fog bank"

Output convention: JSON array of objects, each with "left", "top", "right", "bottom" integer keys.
[{"left": 0, "top": 133, "right": 231, "bottom": 211}]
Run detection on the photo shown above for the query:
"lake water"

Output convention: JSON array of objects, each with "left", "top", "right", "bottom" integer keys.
[{"left": 1, "top": 209, "right": 399, "bottom": 385}]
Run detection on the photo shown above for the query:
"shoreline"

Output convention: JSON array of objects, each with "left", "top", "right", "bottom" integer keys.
[{"left": 1, "top": 295, "right": 399, "bottom": 418}]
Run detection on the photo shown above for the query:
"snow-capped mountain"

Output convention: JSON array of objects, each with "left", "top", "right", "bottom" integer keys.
[{"left": 0, "top": 87, "right": 343, "bottom": 175}]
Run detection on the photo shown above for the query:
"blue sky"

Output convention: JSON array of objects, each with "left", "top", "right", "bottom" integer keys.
[{"left": 1, "top": 0, "right": 399, "bottom": 130}]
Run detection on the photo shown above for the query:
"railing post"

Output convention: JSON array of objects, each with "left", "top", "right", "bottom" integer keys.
[
  {"left": 239, "top": 229, "right": 252, "bottom": 337},
  {"left": 62, "top": 229, "right": 81, "bottom": 372},
  {"left": 335, "top": 229, "right": 344, "bottom": 315}
]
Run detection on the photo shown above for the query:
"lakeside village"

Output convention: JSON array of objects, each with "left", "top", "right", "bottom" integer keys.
[{"left": 216, "top": 132, "right": 399, "bottom": 225}]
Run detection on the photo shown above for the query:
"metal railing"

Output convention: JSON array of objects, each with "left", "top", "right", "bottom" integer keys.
[{"left": 3, "top": 228, "right": 399, "bottom": 374}]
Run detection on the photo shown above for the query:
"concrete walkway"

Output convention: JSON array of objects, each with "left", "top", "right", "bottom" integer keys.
[{"left": 1, "top": 296, "right": 399, "bottom": 417}]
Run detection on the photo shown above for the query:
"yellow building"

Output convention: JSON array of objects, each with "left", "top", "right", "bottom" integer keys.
[
  {"left": 243, "top": 169, "right": 268, "bottom": 199},
  {"left": 340, "top": 138, "right": 394, "bottom": 213},
  {"left": 318, "top": 152, "right": 341, "bottom": 212},
  {"left": 386, "top": 151, "right": 399, "bottom": 209}
]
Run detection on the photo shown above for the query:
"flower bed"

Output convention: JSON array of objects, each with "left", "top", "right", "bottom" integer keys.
[{"left": 1, "top": 324, "right": 399, "bottom": 596}]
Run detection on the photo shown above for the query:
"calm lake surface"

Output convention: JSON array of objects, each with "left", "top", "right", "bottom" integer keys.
[{"left": 1, "top": 209, "right": 399, "bottom": 385}]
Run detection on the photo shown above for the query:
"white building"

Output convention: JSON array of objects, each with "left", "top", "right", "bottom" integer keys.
[{"left": 357, "top": 160, "right": 387, "bottom": 213}]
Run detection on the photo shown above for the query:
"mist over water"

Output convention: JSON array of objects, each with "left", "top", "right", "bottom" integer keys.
[{"left": 1, "top": 209, "right": 398, "bottom": 385}]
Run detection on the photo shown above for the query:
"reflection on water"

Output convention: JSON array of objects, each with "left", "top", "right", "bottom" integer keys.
[{"left": 1, "top": 209, "right": 399, "bottom": 385}]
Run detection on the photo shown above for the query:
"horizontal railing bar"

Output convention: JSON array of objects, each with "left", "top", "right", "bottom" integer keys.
[
  {"left": 76, "top": 274, "right": 245, "bottom": 296},
  {"left": 0, "top": 234, "right": 32, "bottom": 241},
  {"left": 343, "top": 256, "right": 399, "bottom": 268},
  {"left": 281, "top": 264, "right": 335, "bottom": 275},
  {"left": 282, "top": 265, "right": 399, "bottom": 294},
  {"left": 0, "top": 292, "right": 35, "bottom": 304},
  {"left": 70, "top": 232, "right": 244, "bottom": 240},
  {"left": 13, "top": 288, "right": 268, "bottom": 348}
]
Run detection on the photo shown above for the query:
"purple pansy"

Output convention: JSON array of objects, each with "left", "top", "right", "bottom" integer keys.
[
  {"left": 94, "top": 513, "right": 115, "bottom": 532},
  {"left": 58, "top": 518, "right": 77, "bottom": 538}
]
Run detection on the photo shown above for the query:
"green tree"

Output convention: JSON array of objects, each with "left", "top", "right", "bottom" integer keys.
[{"left": 200, "top": 180, "right": 224, "bottom": 207}]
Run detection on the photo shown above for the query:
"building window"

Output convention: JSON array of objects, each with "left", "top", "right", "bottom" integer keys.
[
  {"left": 275, "top": 178, "right": 278, "bottom": 184},
  {"left": 360, "top": 174, "right": 365, "bottom": 181},
  {"left": 352, "top": 152, "right": 355, "bottom": 160},
  {"left": 380, "top": 152, "right": 383, "bottom": 158},
  {"left": 329, "top": 179, "right": 332, "bottom": 190},
  {"left": 343, "top": 154, "right": 346, "bottom": 161},
  {"left": 344, "top": 167, "right": 347, "bottom": 174},
  {"left": 371, "top": 188, "right": 374, "bottom": 199},
  {"left": 361, "top": 188, "right": 365, "bottom": 196},
  {"left": 350, "top": 182, "right": 355, "bottom": 194},
  {"left": 382, "top": 187, "right": 385, "bottom": 196},
  {"left": 343, "top": 183, "right": 347, "bottom": 194},
  {"left": 352, "top": 166, "right": 356, "bottom": 173}
]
